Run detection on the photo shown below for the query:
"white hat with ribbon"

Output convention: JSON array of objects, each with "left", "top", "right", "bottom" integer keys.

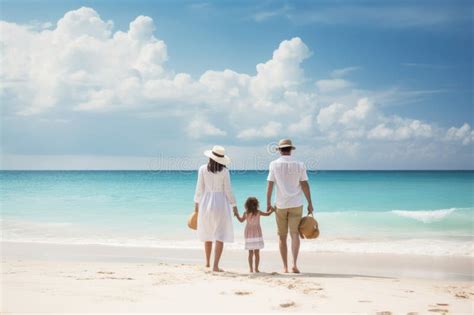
[{"left": 204, "top": 145, "right": 231, "bottom": 166}]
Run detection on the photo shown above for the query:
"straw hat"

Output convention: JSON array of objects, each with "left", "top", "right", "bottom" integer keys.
[
  {"left": 187, "top": 211, "right": 198, "bottom": 230},
  {"left": 298, "top": 214, "right": 319, "bottom": 239},
  {"left": 204, "top": 145, "right": 231, "bottom": 166},
  {"left": 277, "top": 139, "right": 296, "bottom": 150}
]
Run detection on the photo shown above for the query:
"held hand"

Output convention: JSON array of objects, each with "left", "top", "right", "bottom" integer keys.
[
  {"left": 307, "top": 203, "right": 314, "bottom": 215},
  {"left": 267, "top": 203, "right": 273, "bottom": 212},
  {"left": 232, "top": 206, "right": 239, "bottom": 216},
  {"left": 194, "top": 203, "right": 199, "bottom": 213}
]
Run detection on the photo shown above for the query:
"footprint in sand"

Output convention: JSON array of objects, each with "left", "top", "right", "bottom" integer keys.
[
  {"left": 436, "top": 303, "right": 449, "bottom": 306},
  {"left": 280, "top": 301, "right": 296, "bottom": 308},
  {"left": 358, "top": 300, "right": 372, "bottom": 303},
  {"left": 376, "top": 312, "right": 393, "bottom": 315},
  {"left": 454, "top": 292, "right": 469, "bottom": 299},
  {"left": 97, "top": 271, "right": 114, "bottom": 275},
  {"left": 303, "top": 287, "right": 323, "bottom": 294},
  {"left": 428, "top": 309, "right": 449, "bottom": 313},
  {"left": 102, "top": 276, "right": 134, "bottom": 280},
  {"left": 234, "top": 291, "right": 252, "bottom": 296}
]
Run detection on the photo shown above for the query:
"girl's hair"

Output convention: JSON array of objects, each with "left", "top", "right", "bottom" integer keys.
[
  {"left": 207, "top": 158, "right": 225, "bottom": 173},
  {"left": 245, "top": 197, "right": 259, "bottom": 215}
]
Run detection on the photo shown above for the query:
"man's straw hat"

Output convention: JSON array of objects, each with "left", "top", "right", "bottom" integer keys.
[{"left": 277, "top": 139, "right": 296, "bottom": 150}]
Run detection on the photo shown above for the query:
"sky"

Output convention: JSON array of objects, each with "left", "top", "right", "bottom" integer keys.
[{"left": 0, "top": 0, "right": 473, "bottom": 170}]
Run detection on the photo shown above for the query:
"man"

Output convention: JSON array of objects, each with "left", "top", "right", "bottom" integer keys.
[{"left": 266, "top": 139, "right": 314, "bottom": 273}]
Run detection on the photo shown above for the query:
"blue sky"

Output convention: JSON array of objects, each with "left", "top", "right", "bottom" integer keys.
[{"left": 1, "top": 0, "right": 473, "bottom": 169}]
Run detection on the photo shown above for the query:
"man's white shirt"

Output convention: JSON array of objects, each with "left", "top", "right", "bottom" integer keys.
[{"left": 267, "top": 155, "right": 308, "bottom": 209}]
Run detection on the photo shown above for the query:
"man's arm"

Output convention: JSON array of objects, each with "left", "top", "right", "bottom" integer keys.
[
  {"left": 266, "top": 181, "right": 274, "bottom": 211},
  {"left": 300, "top": 181, "right": 314, "bottom": 214}
]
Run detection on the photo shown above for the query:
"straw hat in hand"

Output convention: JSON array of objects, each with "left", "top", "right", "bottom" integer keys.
[
  {"left": 298, "top": 214, "right": 319, "bottom": 239},
  {"left": 188, "top": 211, "right": 198, "bottom": 230}
]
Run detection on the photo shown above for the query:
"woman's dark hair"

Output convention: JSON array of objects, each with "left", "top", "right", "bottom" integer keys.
[
  {"left": 245, "top": 197, "right": 259, "bottom": 215},
  {"left": 207, "top": 158, "right": 225, "bottom": 173}
]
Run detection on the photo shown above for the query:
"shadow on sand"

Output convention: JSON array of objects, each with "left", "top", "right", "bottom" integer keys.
[{"left": 210, "top": 270, "right": 393, "bottom": 280}]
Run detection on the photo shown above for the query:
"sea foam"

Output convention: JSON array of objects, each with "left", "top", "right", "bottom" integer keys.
[{"left": 391, "top": 208, "right": 457, "bottom": 223}]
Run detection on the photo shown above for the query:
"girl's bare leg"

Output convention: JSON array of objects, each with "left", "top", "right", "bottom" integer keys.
[
  {"left": 254, "top": 249, "right": 260, "bottom": 272},
  {"left": 248, "top": 250, "right": 254, "bottom": 272},
  {"left": 204, "top": 241, "right": 212, "bottom": 268},
  {"left": 213, "top": 241, "right": 224, "bottom": 272}
]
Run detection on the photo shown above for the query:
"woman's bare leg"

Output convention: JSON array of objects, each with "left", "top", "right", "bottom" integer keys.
[
  {"left": 204, "top": 241, "right": 212, "bottom": 268},
  {"left": 248, "top": 250, "right": 254, "bottom": 272},
  {"left": 213, "top": 241, "right": 224, "bottom": 272},
  {"left": 254, "top": 250, "right": 260, "bottom": 272}
]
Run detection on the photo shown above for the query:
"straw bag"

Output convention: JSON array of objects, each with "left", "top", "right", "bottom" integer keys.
[
  {"left": 187, "top": 211, "right": 198, "bottom": 230},
  {"left": 298, "top": 213, "right": 319, "bottom": 239}
]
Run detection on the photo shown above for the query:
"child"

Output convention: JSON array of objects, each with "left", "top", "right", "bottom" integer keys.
[{"left": 234, "top": 197, "right": 274, "bottom": 273}]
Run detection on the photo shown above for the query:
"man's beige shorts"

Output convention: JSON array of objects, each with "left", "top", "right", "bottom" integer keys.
[{"left": 275, "top": 206, "right": 303, "bottom": 236}]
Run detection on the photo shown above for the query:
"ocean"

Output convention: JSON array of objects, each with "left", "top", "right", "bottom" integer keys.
[{"left": 1, "top": 170, "right": 473, "bottom": 256}]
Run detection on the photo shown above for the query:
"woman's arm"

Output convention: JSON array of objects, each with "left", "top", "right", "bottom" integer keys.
[
  {"left": 193, "top": 167, "right": 204, "bottom": 210},
  {"left": 223, "top": 169, "right": 237, "bottom": 207},
  {"left": 234, "top": 211, "right": 246, "bottom": 223}
]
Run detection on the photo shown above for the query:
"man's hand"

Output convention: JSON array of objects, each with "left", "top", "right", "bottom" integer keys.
[
  {"left": 194, "top": 203, "right": 199, "bottom": 213},
  {"left": 267, "top": 203, "right": 273, "bottom": 212},
  {"left": 307, "top": 203, "right": 314, "bottom": 215}
]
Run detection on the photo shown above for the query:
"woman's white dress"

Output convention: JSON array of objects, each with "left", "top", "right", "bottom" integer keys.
[{"left": 194, "top": 165, "right": 236, "bottom": 243}]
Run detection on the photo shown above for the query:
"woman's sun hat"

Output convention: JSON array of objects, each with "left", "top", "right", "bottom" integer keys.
[
  {"left": 298, "top": 214, "right": 319, "bottom": 239},
  {"left": 204, "top": 145, "right": 231, "bottom": 166},
  {"left": 277, "top": 139, "right": 296, "bottom": 150},
  {"left": 187, "top": 211, "right": 198, "bottom": 230}
]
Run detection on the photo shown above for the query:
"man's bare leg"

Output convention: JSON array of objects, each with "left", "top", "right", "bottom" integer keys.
[
  {"left": 204, "top": 241, "right": 212, "bottom": 268},
  {"left": 213, "top": 241, "right": 224, "bottom": 272},
  {"left": 279, "top": 235, "right": 289, "bottom": 273},
  {"left": 290, "top": 232, "right": 300, "bottom": 273}
]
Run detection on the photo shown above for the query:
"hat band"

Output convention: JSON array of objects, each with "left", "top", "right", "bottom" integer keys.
[{"left": 212, "top": 151, "right": 225, "bottom": 158}]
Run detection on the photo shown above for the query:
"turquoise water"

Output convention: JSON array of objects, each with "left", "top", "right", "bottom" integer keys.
[{"left": 1, "top": 170, "right": 473, "bottom": 256}]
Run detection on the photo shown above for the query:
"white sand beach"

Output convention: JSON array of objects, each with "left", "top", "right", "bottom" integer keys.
[{"left": 1, "top": 241, "right": 473, "bottom": 314}]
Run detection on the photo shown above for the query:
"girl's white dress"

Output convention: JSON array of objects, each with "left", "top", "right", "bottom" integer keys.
[{"left": 194, "top": 165, "right": 236, "bottom": 243}]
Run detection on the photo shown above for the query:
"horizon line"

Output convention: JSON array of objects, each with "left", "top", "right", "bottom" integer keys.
[{"left": 1, "top": 169, "right": 473, "bottom": 172}]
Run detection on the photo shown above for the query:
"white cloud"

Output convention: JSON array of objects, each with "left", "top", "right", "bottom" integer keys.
[
  {"left": 317, "top": 97, "right": 435, "bottom": 143},
  {"left": 187, "top": 117, "right": 227, "bottom": 139},
  {"left": 1, "top": 10, "right": 313, "bottom": 124},
  {"left": 316, "top": 103, "right": 345, "bottom": 130},
  {"left": 1, "top": 7, "right": 472, "bottom": 170},
  {"left": 250, "top": 37, "right": 311, "bottom": 100},
  {"left": 237, "top": 121, "right": 282, "bottom": 139},
  {"left": 315, "top": 78, "right": 351, "bottom": 93},
  {"left": 445, "top": 123, "right": 474, "bottom": 145},
  {"left": 339, "top": 98, "right": 373, "bottom": 125},
  {"left": 288, "top": 115, "right": 313, "bottom": 134},
  {"left": 367, "top": 119, "right": 433, "bottom": 141},
  {"left": 253, "top": 5, "right": 290, "bottom": 22},
  {"left": 330, "top": 66, "right": 360, "bottom": 78}
]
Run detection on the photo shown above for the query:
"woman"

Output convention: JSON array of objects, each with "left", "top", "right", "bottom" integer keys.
[{"left": 194, "top": 145, "right": 237, "bottom": 272}]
